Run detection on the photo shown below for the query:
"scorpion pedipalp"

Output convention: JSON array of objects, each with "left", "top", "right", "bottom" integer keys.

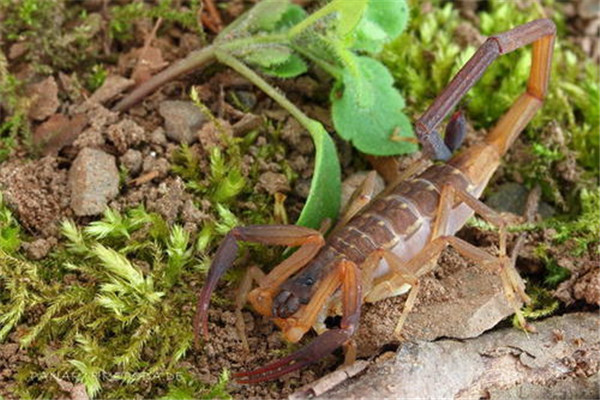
[
  {"left": 234, "top": 329, "right": 353, "bottom": 384},
  {"left": 235, "top": 260, "right": 361, "bottom": 384}
]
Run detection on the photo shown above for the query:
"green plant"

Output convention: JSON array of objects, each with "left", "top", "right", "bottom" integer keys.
[
  {"left": 86, "top": 64, "right": 108, "bottom": 92},
  {"left": 0, "top": 50, "right": 29, "bottom": 162},
  {"left": 547, "top": 187, "right": 600, "bottom": 255},
  {"left": 109, "top": 0, "right": 204, "bottom": 42},
  {"left": 161, "top": 369, "right": 232, "bottom": 400},
  {"left": 0, "top": 207, "right": 229, "bottom": 398},
  {"left": 0, "top": 0, "right": 103, "bottom": 73},
  {"left": 118, "top": 0, "right": 416, "bottom": 229},
  {"left": 0, "top": 194, "right": 22, "bottom": 253}
]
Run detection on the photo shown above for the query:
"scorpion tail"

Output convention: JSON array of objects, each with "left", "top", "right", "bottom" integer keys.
[{"left": 484, "top": 19, "right": 555, "bottom": 157}]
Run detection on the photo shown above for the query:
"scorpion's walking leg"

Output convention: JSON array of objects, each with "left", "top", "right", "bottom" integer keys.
[
  {"left": 194, "top": 225, "right": 324, "bottom": 346},
  {"left": 330, "top": 171, "right": 378, "bottom": 235},
  {"left": 415, "top": 19, "right": 556, "bottom": 160},
  {"left": 235, "top": 260, "right": 361, "bottom": 384},
  {"left": 434, "top": 184, "right": 531, "bottom": 329},
  {"left": 364, "top": 182, "right": 534, "bottom": 338},
  {"left": 235, "top": 266, "right": 266, "bottom": 351}
]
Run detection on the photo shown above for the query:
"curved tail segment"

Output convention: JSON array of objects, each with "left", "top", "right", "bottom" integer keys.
[
  {"left": 485, "top": 19, "right": 556, "bottom": 157},
  {"left": 415, "top": 19, "right": 556, "bottom": 161}
]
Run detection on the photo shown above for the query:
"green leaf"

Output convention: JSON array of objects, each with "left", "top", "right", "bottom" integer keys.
[
  {"left": 329, "top": 0, "right": 368, "bottom": 38},
  {"left": 289, "top": 0, "right": 367, "bottom": 39},
  {"left": 296, "top": 120, "right": 341, "bottom": 229},
  {"left": 274, "top": 4, "right": 307, "bottom": 30},
  {"left": 218, "top": 0, "right": 305, "bottom": 39},
  {"left": 259, "top": 53, "right": 308, "bottom": 78},
  {"left": 331, "top": 55, "right": 417, "bottom": 156},
  {"left": 352, "top": 0, "right": 409, "bottom": 53},
  {"left": 240, "top": 44, "right": 293, "bottom": 68},
  {"left": 248, "top": 0, "right": 294, "bottom": 32}
]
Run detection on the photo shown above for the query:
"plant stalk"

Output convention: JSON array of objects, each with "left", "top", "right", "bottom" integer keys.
[
  {"left": 214, "top": 50, "right": 316, "bottom": 133},
  {"left": 113, "top": 45, "right": 216, "bottom": 112}
]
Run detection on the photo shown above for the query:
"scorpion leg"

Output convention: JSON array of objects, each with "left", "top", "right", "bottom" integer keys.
[
  {"left": 193, "top": 225, "right": 324, "bottom": 346},
  {"left": 433, "top": 184, "right": 532, "bottom": 330},
  {"left": 235, "top": 259, "right": 361, "bottom": 384},
  {"left": 364, "top": 233, "right": 526, "bottom": 339},
  {"left": 329, "top": 171, "right": 378, "bottom": 236},
  {"left": 415, "top": 19, "right": 555, "bottom": 160},
  {"left": 367, "top": 181, "right": 535, "bottom": 338},
  {"left": 235, "top": 266, "right": 266, "bottom": 351}
]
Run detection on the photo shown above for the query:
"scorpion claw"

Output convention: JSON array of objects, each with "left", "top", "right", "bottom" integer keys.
[
  {"left": 194, "top": 232, "right": 240, "bottom": 348},
  {"left": 234, "top": 329, "right": 352, "bottom": 384}
]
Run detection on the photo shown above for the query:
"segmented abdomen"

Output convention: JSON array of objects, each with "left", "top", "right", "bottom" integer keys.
[{"left": 328, "top": 164, "right": 471, "bottom": 268}]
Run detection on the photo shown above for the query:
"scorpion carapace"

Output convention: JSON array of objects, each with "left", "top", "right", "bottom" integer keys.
[{"left": 194, "top": 18, "right": 556, "bottom": 384}]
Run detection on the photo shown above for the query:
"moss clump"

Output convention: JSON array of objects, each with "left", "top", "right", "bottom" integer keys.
[
  {"left": 0, "top": 194, "right": 22, "bottom": 253},
  {"left": 0, "top": 207, "right": 234, "bottom": 398},
  {"left": 109, "top": 0, "right": 204, "bottom": 43},
  {"left": 547, "top": 187, "right": 600, "bottom": 256},
  {"left": 0, "top": 50, "right": 29, "bottom": 162}
]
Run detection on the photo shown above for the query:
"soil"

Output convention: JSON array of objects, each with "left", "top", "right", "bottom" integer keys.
[{"left": 0, "top": 1, "right": 598, "bottom": 399}]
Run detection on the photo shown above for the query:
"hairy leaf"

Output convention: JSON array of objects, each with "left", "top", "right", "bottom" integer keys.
[
  {"left": 351, "top": 0, "right": 409, "bottom": 53},
  {"left": 274, "top": 4, "right": 307, "bottom": 30},
  {"left": 218, "top": 0, "right": 305, "bottom": 40},
  {"left": 248, "top": 0, "right": 295, "bottom": 32},
  {"left": 259, "top": 53, "right": 307, "bottom": 78},
  {"left": 329, "top": 0, "right": 368, "bottom": 38},
  {"left": 331, "top": 56, "right": 417, "bottom": 156},
  {"left": 240, "top": 44, "right": 293, "bottom": 68},
  {"left": 296, "top": 120, "right": 341, "bottom": 229}
]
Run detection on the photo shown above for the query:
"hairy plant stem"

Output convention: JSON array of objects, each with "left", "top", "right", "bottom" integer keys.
[
  {"left": 113, "top": 45, "right": 216, "bottom": 111},
  {"left": 215, "top": 50, "right": 317, "bottom": 134}
]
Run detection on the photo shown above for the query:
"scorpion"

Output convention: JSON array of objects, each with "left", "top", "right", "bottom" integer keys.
[{"left": 191, "top": 18, "right": 556, "bottom": 383}]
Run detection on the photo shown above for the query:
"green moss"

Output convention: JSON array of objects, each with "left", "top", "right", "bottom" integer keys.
[
  {"left": 0, "top": 207, "right": 223, "bottom": 398},
  {"left": 0, "top": 194, "right": 22, "bottom": 253},
  {"left": 513, "top": 286, "right": 560, "bottom": 328},
  {"left": 161, "top": 369, "right": 232, "bottom": 400},
  {"left": 86, "top": 64, "right": 108, "bottom": 92},
  {"left": 109, "top": 0, "right": 204, "bottom": 43},
  {"left": 0, "top": 0, "right": 103, "bottom": 73},
  {"left": 0, "top": 50, "right": 29, "bottom": 162},
  {"left": 547, "top": 187, "right": 600, "bottom": 255}
]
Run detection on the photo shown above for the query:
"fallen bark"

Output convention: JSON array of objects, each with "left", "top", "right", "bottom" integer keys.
[{"left": 291, "top": 312, "right": 599, "bottom": 399}]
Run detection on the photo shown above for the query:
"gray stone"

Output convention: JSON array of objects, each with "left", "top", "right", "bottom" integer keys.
[
  {"left": 486, "top": 182, "right": 555, "bottom": 218},
  {"left": 69, "top": 148, "right": 119, "bottom": 216},
  {"left": 149, "top": 127, "right": 167, "bottom": 145},
  {"left": 120, "top": 149, "right": 143, "bottom": 175},
  {"left": 159, "top": 100, "right": 207, "bottom": 144},
  {"left": 89, "top": 75, "right": 135, "bottom": 104},
  {"left": 27, "top": 77, "right": 59, "bottom": 121}
]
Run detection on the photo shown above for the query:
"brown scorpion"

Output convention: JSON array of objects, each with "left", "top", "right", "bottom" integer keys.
[{"left": 191, "top": 19, "right": 556, "bottom": 383}]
